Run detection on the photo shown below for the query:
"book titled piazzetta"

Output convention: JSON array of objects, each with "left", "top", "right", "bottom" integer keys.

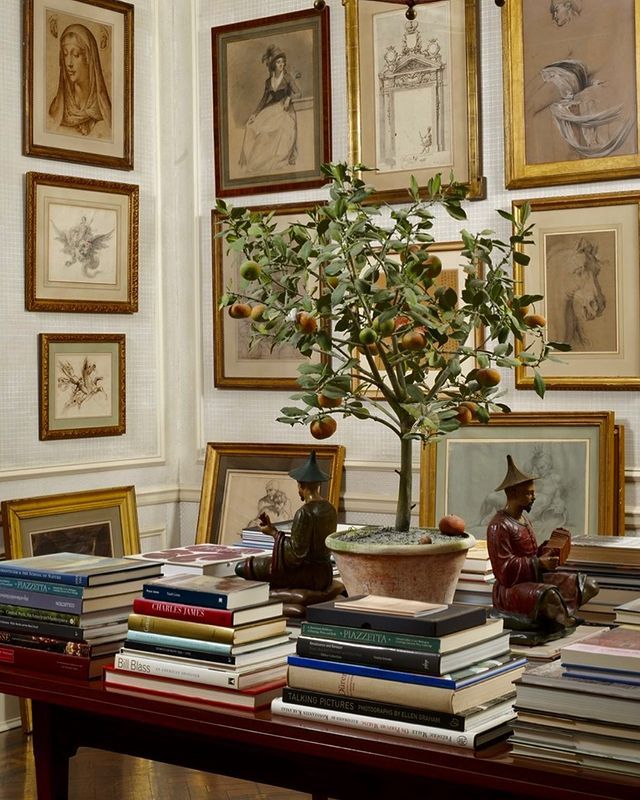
[{"left": 142, "top": 573, "right": 270, "bottom": 609}]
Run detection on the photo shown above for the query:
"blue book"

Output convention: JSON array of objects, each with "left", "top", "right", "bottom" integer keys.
[
  {"left": 0, "top": 586, "right": 83, "bottom": 614},
  {"left": 0, "top": 576, "right": 85, "bottom": 598},
  {"left": 125, "top": 629, "right": 233, "bottom": 654},
  {"left": 286, "top": 653, "right": 527, "bottom": 689},
  {"left": 0, "top": 553, "right": 161, "bottom": 587},
  {"left": 142, "top": 573, "right": 270, "bottom": 610}
]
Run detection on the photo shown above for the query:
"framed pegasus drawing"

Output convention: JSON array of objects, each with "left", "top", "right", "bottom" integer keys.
[
  {"left": 26, "top": 172, "right": 138, "bottom": 314},
  {"left": 512, "top": 190, "right": 640, "bottom": 389}
]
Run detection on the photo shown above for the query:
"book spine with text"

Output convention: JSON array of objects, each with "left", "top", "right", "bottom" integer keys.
[
  {"left": 299, "top": 622, "right": 442, "bottom": 653},
  {"left": 271, "top": 698, "right": 514, "bottom": 748},
  {"left": 281, "top": 686, "right": 471, "bottom": 731},
  {"left": 0, "top": 631, "right": 91, "bottom": 656},
  {"left": 0, "top": 614, "right": 85, "bottom": 640},
  {"left": 0, "top": 602, "right": 79, "bottom": 627},
  {"left": 0, "top": 643, "right": 93, "bottom": 678},
  {"left": 125, "top": 628, "right": 233, "bottom": 653},
  {"left": 0, "top": 576, "right": 84, "bottom": 598},
  {"left": 132, "top": 597, "right": 234, "bottom": 626},
  {"left": 0, "top": 565, "right": 89, "bottom": 586},
  {"left": 296, "top": 636, "right": 442, "bottom": 674},
  {"left": 127, "top": 612, "right": 235, "bottom": 644},
  {"left": 123, "top": 638, "right": 239, "bottom": 665},
  {"left": 114, "top": 651, "right": 247, "bottom": 688},
  {"left": 142, "top": 584, "right": 230, "bottom": 608},
  {"left": 0, "top": 587, "right": 82, "bottom": 614}
]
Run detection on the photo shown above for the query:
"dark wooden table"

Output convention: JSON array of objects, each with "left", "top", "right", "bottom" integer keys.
[{"left": 0, "top": 664, "right": 638, "bottom": 800}]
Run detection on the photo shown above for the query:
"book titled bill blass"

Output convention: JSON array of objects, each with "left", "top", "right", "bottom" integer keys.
[{"left": 142, "top": 574, "right": 270, "bottom": 609}]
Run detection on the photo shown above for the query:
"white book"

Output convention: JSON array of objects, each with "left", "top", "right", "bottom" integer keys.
[
  {"left": 113, "top": 651, "right": 287, "bottom": 690},
  {"left": 270, "top": 698, "right": 515, "bottom": 749}
]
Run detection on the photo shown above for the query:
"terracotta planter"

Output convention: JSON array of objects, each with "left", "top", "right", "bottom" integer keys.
[{"left": 326, "top": 527, "right": 476, "bottom": 604}]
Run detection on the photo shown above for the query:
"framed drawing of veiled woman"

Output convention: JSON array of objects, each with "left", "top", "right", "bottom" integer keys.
[
  {"left": 503, "top": 0, "right": 640, "bottom": 188},
  {"left": 212, "top": 6, "right": 332, "bottom": 197},
  {"left": 23, "top": 0, "right": 134, "bottom": 170},
  {"left": 344, "top": 0, "right": 485, "bottom": 202}
]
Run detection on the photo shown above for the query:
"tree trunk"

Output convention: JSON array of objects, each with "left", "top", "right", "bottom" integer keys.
[{"left": 394, "top": 435, "right": 413, "bottom": 531}]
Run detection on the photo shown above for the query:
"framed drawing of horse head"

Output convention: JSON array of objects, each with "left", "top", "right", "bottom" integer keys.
[{"left": 512, "top": 191, "right": 640, "bottom": 390}]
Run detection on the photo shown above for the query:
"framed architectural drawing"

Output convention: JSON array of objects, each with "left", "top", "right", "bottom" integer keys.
[
  {"left": 195, "top": 443, "right": 345, "bottom": 545},
  {"left": 26, "top": 172, "right": 139, "bottom": 313},
  {"left": 211, "top": 6, "right": 331, "bottom": 197},
  {"left": 512, "top": 191, "right": 640, "bottom": 389},
  {"left": 213, "top": 202, "right": 323, "bottom": 390},
  {"left": 344, "top": 0, "right": 484, "bottom": 202},
  {"left": 419, "top": 411, "right": 617, "bottom": 537},
  {"left": 503, "top": 0, "right": 640, "bottom": 188},
  {"left": 39, "top": 333, "right": 126, "bottom": 440},
  {"left": 23, "top": 0, "right": 134, "bottom": 170}
]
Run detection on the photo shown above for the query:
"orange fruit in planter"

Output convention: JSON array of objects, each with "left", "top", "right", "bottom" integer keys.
[{"left": 438, "top": 514, "right": 466, "bottom": 536}]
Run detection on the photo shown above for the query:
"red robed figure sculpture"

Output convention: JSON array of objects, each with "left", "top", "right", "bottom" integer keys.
[{"left": 486, "top": 455, "right": 599, "bottom": 645}]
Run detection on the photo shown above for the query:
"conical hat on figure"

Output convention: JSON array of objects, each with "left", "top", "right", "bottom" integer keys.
[{"left": 494, "top": 454, "right": 539, "bottom": 492}]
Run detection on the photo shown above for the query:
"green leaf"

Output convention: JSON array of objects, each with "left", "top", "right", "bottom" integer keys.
[{"left": 533, "top": 370, "right": 546, "bottom": 399}]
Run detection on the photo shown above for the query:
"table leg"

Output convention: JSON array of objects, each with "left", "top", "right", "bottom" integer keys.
[{"left": 31, "top": 700, "right": 74, "bottom": 800}]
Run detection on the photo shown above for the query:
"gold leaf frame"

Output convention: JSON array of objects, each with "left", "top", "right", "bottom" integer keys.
[{"left": 344, "top": 0, "right": 485, "bottom": 201}]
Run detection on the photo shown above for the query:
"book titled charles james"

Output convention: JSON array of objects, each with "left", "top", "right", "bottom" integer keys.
[
  {"left": 306, "top": 595, "right": 486, "bottom": 637},
  {"left": 142, "top": 573, "right": 270, "bottom": 610},
  {"left": 0, "top": 552, "right": 162, "bottom": 587}
]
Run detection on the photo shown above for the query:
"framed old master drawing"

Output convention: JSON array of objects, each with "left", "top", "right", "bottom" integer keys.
[
  {"left": 26, "top": 172, "right": 139, "bottom": 313},
  {"left": 344, "top": 0, "right": 484, "bottom": 201},
  {"left": 419, "top": 411, "right": 618, "bottom": 538},
  {"left": 213, "top": 202, "right": 322, "bottom": 390},
  {"left": 195, "top": 443, "right": 345, "bottom": 545},
  {"left": 503, "top": 0, "right": 640, "bottom": 188},
  {"left": 23, "top": 0, "right": 134, "bottom": 170},
  {"left": 211, "top": 7, "right": 331, "bottom": 197},
  {"left": 39, "top": 333, "right": 126, "bottom": 440},
  {"left": 512, "top": 191, "right": 640, "bottom": 389}
]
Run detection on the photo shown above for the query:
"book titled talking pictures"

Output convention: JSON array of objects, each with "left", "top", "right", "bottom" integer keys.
[
  {"left": 142, "top": 574, "right": 270, "bottom": 610},
  {"left": 306, "top": 595, "right": 486, "bottom": 637},
  {"left": 0, "top": 552, "right": 162, "bottom": 587}
]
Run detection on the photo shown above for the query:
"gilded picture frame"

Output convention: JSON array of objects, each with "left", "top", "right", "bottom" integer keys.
[
  {"left": 23, "top": 0, "right": 134, "bottom": 170},
  {"left": 26, "top": 172, "right": 139, "bottom": 314},
  {"left": 419, "top": 411, "right": 618, "bottom": 538},
  {"left": 39, "top": 333, "right": 126, "bottom": 440},
  {"left": 211, "top": 6, "right": 332, "bottom": 197},
  {"left": 1, "top": 484, "right": 140, "bottom": 730},
  {"left": 212, "top": 202, "right": 324, "bottom": 390},
  {"left": 512, "top": 191, "right": 640, "bottom": 390},
  {"left": 344, "top": 0, "right": 485, "bottom": 202},
  {"left": 502, "top": 0, "right": 640, "bottom": 189},
  {"left": 195, "top": 443, "right": 346, "bottom": 545}
]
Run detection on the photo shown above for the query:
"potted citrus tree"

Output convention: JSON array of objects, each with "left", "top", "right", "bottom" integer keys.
[{"left": 215, "top": 163, "right": 564, "bottom": 602}]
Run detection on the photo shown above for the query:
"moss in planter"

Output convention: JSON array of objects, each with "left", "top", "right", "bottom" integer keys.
[{"left": 331, "top": 526, "right": 465, "bottom": 546}]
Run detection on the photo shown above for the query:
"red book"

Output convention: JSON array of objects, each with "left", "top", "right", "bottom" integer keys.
[
  {"left": 0, "top": 643, "right": 112, "bottom": 679},
  {"left": 132, "top": 596, "right": 283, "bottom": 627},
  {"left": 103, "top": 666, "right": 284, "bottom": 710}
]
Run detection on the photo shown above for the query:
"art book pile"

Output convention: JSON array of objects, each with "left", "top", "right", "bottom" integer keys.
[
  {"left": 271, "top": 594, "right": 525, "bottom": 749},
  {"left": 565, "top": 535, "right": 640, "bottom": 624},
  {"left": 104, "top": 572, "right": 294, "bottom": 711},
  {"left": 453, "top": 540, "right": 494, "bottom": 607},
  {"left": 132, "top": 542, "right": 271, "bottom": 578},
  {"left": 511, "top": 626, "right": 640, "bottom": 777},
  {"left": 0, "top": 552, "right": 162, "bottom": 679}
]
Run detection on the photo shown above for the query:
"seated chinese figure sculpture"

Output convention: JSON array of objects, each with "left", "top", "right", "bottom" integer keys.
[{"left": 486, "top": 455, "right": 599, "bottom": 644}]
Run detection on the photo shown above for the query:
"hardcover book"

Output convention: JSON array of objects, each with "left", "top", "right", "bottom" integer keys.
[
  {"left": 0, "top": 643, "right": 114, "bottom": 679},
  {"left": 333, "top": 595, "right": 447, "bottom": 617},
  {"left": 298, "top": 618, "right": 504, "bottom": 655},
  {"left": 123, "top": 636, "right": 295, "bottom": 667},
  {"left": 280, "top": 686, "right": 516, "bottom": 732},
  {"left": 127, "top": 612, "right": 286, "bottom": 645},
  {"left": 305, "top": 597, "right": 486, "bottom": 637},
  {"left": 132, "top": 597, "right": 284, "bottom": 627},
  {"left": 560, "top": 625, "right": 640, "bottom": 671},
  {"left": 142, "top": 573, "right": 270, "bottom": 610},
  {"left": 294, "top": 631, "right": 511, "bottom": 676},
  {"left": 566, "top": 535, "right": 640, "bottom": 566},
  {"left": 287, "top": 653, "right": 526, "bottom": 690},
  {"left": 0, "top": 552, "right": 162, "bottom": 587},
  {"left": 270, "top": 697, "right": 515, "bottom": 749},
  {"left": 132, "top": 544, "right": 271, "bottom": 578}
]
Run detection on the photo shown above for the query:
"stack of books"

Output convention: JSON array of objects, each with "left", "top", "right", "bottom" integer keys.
[
  {"left": 132, "top": 542, "right": 271, "bottom": 578},
  {"left": 104, "top": 573, "right": 295, "bottom": 711},
  {"left": 454, "top": 540, "right": 494, "bottom": 607},
  {"left": 512, "top": 627, "right": 640, "bottom": 776},
  {"left": 565, "top": 535, "right": 640, "bottom": 624},
  {"left": 614, "top": 597, "right": 640, "bottom": 629},
  {"left": 271, "top": 594, "right": 526, "bottom": 749},
  {"left": 0, "top": 552, "right": 163, "bottom": 679}
]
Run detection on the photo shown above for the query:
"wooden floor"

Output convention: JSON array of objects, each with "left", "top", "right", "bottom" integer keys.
[{"left": 0, "top": 727, "right": 311, "bottom": 800}]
